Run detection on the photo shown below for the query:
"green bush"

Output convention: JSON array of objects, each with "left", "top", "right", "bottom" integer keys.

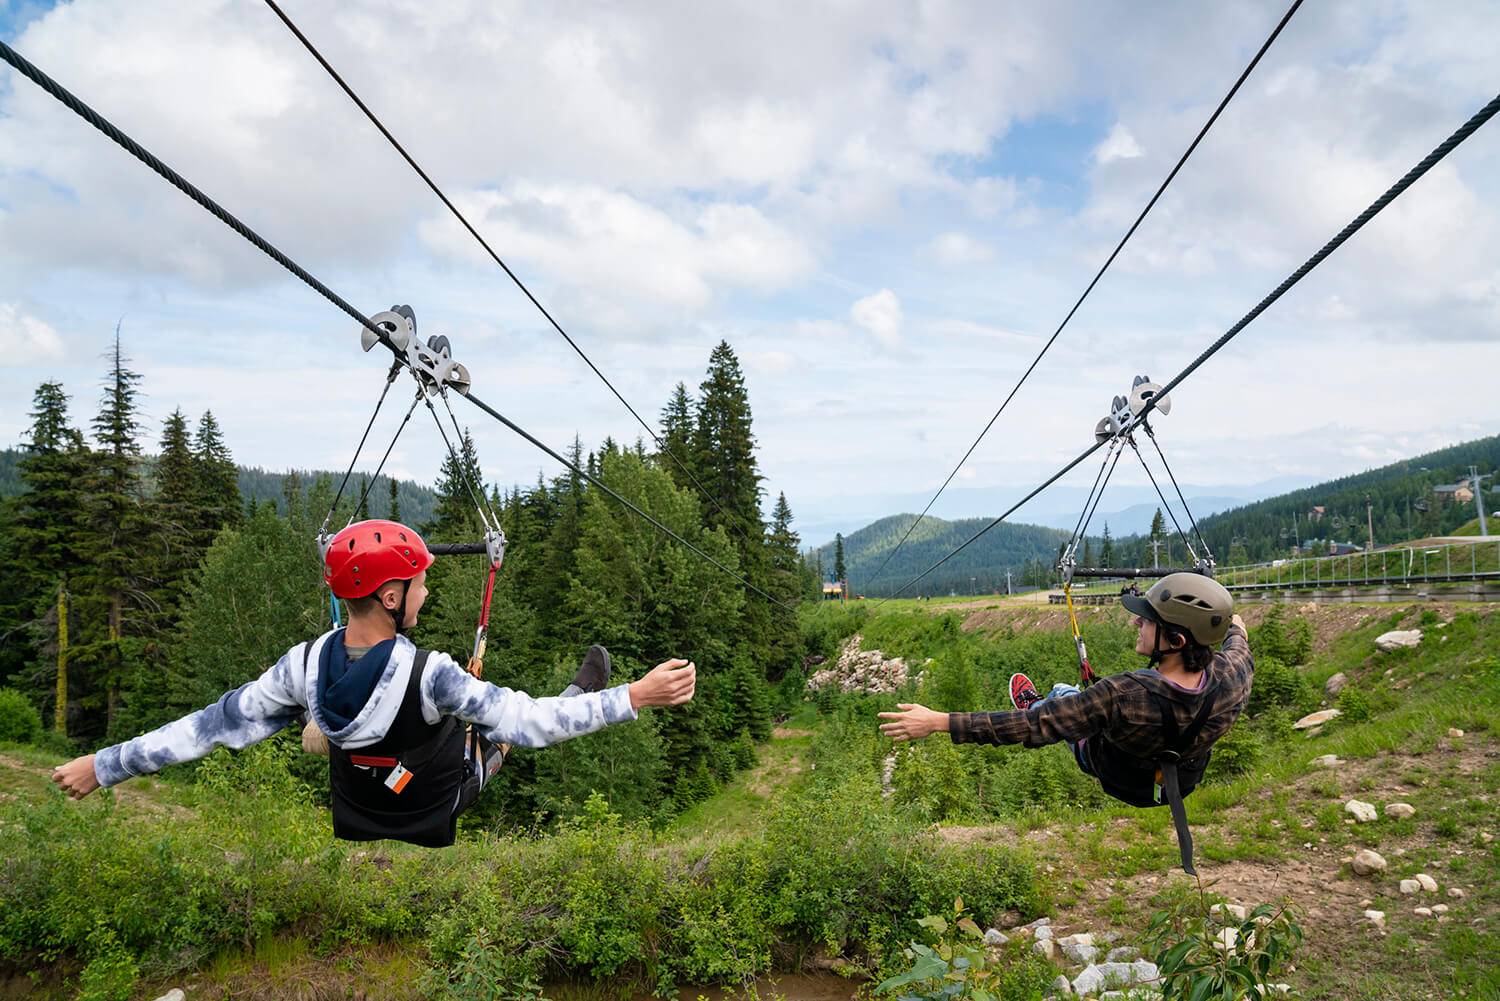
[
  {"left": 0, "top": 688, "right": 43, "bottom": 744},
  {"left": 1146, "top": 892, "right": 1303, "bottom": 1000},
  {"left": 1246, "top": 655, "right": 1315, "bottom": 717},
  {"left": 1334, "top": 686, "right": 1372, "bottom": 725},
  {"left": 1204, "top": 720, "right": 1262, "bottom": 783},
  {"left": 1251, "top": 605, "right": 1313, "bottom": 666}
]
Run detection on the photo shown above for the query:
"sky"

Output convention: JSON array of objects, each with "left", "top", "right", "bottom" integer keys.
[{"left": 1, "top": 0, "right": 1497, "bottom": 547}]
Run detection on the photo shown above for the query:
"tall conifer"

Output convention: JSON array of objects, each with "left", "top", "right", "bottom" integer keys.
[{"left": 192, "top": 410, "right": 242, "bottom": 543}]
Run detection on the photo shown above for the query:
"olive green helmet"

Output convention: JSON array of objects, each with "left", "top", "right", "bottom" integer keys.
[{"left": 1120, "top": 571, "right": 1234, "bottom": 646}]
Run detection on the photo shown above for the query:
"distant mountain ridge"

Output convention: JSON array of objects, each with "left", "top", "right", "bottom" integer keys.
[{"left": 807, "top": 513, "right": 1070, "bottom": 598}]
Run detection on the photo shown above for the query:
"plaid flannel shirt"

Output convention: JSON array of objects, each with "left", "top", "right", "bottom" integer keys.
[{"left": 948, "top": 626, "right": 1253, "bottom": 761}]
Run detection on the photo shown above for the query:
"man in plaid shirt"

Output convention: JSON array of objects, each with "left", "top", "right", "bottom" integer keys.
[{"left": 879, "top": 573, "right": 1251, "bottom": 872}]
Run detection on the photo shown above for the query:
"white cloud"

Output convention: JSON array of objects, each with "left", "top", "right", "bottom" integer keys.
[
  {"left": 924, "top": 232, "right": 997, "bottom": 265},
  {"left": 0, "top": 304, "right": 65, "bottom": 364},
  {"left": 850, "top": 289, "right": 902, "bottom": 347},
  {"left": 1094, "top": 123, "right": 1144, "bottom": 164}
]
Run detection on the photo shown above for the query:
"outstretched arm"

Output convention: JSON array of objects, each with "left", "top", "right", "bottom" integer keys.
[
  {"left": 426, "top": 656, "right": 695, "bottom": 748},
  {"left": 949, "top": 679, "right": 1117, "bottom": 748},
  {"left": 54, "top": 646, "right": 308, "bottom": 797}
]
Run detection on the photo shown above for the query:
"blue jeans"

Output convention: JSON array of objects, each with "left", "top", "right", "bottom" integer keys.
[{"left": 1033, "top": 682, "right": 1096, "bottom": 777}]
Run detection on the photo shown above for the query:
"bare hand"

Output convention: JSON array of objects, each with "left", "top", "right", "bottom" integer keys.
[
  {"left": 629, "top": 659, "right": 697, "bottom": 710},
  {"left": 52, "top": 754, "right": 100, "bottom": 800},
  {"left": 878, "top": 703, "right": 950, "bottom": 743},
  {"left": 1231, "top": 613, "right": 1247, "bottom": 634}
]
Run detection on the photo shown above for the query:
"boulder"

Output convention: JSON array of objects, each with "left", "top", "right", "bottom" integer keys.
[
  {"left": 1071, "top": 961, "right": 1159, "bottom": 996},
  {"left": 1294, "top": 709, "right": 1341, "bottom": 730},
  {"left": 1432, "top": 904, "right": 1450, "bottom": 915},
  {"left": 1057, "top": 933, "right": 1095, "bottom": 947},
  {"left": 1325, "top": 672, "right": 1349, "bottom": 698},
  {"left": 1344, "top": 800, "right": 1378, "bottom": 823},
  {"left": 1035, "top": 925, "right": 1055, "bottom": 941},
  {"left": 1022, "top": 916, "right": 1053, "bottom": 931},
  {"left": 1400, "top": 879, "right": 1420, "bottom": 895},
  {"left": 1051, "top": 974, "right": 1074, "bottom": 995},
  {"left": 1414, "top": 907, "right": 1433, "bottom": 917},
  {"left": 1362, "top": 909, "right": 1386, "bottom": 931},
  {"left": 984, "top": 928, "right": 1009, "bottom": 946},
  {"left": 1034, "top": 938, "right": 1058, "bottom": 961},
  {"left": 153, "top": 992, "right": 186, "bottom": 1001},
  {"left": 1375, "top": 629, "right": 1422, "bottom": 652},
  {"left": 1213, "top": 927, "right": 1239, "bottom": 951},
  {"left": 1060, "top": 941, "right": 1098, "bottom": 965},
  {"left": 1312, "top": 754, "right": 1342, "bottom": 768},
  {"left": 1448, "top": 728, "right": 1465, "bottom": 738},
  {"left": 1449, "top": 888, "right": 1466, "bottom": 899},
  {"left": 1105, "top": 946, "right": 1138, "bottom": 963},
  {"left": 1384, "top": 803, "right": 1416, "bottom": 819},
  {"left": 1416, "top": 873, "right": 1438, "bottom": 893},
  {"left": 1211, "top": 903, "right": 1248, "bottom": 923},
  {"left": 1351, "top": 850, "right": 1387, "bottom": 876}
]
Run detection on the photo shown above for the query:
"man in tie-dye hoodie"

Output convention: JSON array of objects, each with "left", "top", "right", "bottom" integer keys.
[{"left": 51, "top": 519, "right": 696, "bottom": 847}]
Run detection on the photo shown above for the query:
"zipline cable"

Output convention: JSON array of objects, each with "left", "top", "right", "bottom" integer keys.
[
  {"left": 259, "top": 0, "right": 764, "bottom": 554},
  {"left": 861, "top": 0, "right": 1303, "bottom": 592},
  {"left": 0, "top": 37, "right": 793, "bottom": 611},
  {"left": 878, "top": 90, "right": 1500, "bottom": 602}
]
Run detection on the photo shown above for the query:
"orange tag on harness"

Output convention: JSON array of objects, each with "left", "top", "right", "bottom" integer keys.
[{"left": 384, "top": 762, "right": 413, "bottom": 794}]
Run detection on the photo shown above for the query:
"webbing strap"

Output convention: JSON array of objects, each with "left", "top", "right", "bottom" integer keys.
[
  {"left": 1149, "top": 678, "right": 1219, "bottom": 875},
  {"left": 1063, "top": 583, "right": 1097, "bottom": 687},
  {"left": 1159, "top": 761, "right": 1196, "bottom": 875}
]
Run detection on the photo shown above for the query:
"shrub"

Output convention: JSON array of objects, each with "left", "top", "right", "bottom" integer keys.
[
  {"left": 1251, "top": 606, "right": 1312, "bottom": 666},
  {"left": 1204, "top": 720, "right": 1262, "bottom": 783},
  {"left": 1334, "top": 686, "right": 1372, "bottom": 725},
  {"left": 0, "top": 688, "right": 43, "bottom": 745},
  {"left": 875, "top": 899, "right": 1055, "bottom": 1001},
  {"left": 1145, "top": 891, "right": 1303, "bottom": 1000},
  {"left": 1246, "top": 656, "right": 1314, "bottom": 717}
]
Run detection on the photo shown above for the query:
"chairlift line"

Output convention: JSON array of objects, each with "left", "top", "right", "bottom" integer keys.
[{"left": 0, "top": 37, "right": 793, "bottom": 612}]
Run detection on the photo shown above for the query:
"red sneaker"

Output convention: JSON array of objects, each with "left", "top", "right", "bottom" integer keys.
[{"left": 1010, "top": 673, "right": 1041, "bottom": 711}]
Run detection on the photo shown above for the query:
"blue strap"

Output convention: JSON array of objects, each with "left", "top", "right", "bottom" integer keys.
[{"left": 329, "top": 589, "right": 342, "bottom": 627}]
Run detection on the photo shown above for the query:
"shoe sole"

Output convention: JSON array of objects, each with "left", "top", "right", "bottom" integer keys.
[{"left": 1009, "top": 672, "right": 1039, "bottom": 711}]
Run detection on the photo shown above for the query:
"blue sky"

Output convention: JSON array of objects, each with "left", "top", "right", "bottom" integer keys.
[{"left": 2, "top": 0, "right": 1498, "bottom": 546}]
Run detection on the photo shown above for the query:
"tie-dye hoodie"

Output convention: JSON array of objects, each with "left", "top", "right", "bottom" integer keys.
[{"left": 92, "top": 630, "right": 637, "bottom": 788}]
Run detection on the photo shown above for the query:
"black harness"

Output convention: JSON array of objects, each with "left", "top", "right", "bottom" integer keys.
[
  {"left": 1088, "top": 673, "right": 1220, "bottom": 875},
  {"left": 304, "top": 643, "right": 468, "bottom": 848}
]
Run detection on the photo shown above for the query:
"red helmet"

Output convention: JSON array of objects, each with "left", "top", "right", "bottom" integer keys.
[{"left": 323, "top": 519, "right": 434, "bottom": 599}]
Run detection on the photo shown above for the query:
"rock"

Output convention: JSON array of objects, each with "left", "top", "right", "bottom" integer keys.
[
  {"left": 1482, "top": 833, "right": 1494, "bottom": 844},
  {"left": 1051, "top": 974, "right": 1074, "bottom": 995},
  {"left": 153, "top": 992, "right": 185, "bottom": 1001},
  {"left": 1400, "top": 879, "right": 1420, "bottom": 895},
  {"left": 984, "top": 928, "right": 1009, "bottom": 946},
  {"left": 1312, "top": 754, "right": 1342, "bottom": 768},
  {"left": 1294, "top": 709, "right": 1341, "bottom": 730},
  {"left": 1433, "top": 904, "right": 1450, "bottom": 915},
  {"left": 1351, "top": 850, "right": 1387, "bottom": 876},
  {"left": 1449, "top": 888, "right": 1466, "bottom": 899},
  {"left": 1384, "top": 803, "right": 1416, "bottom": 819},
  {"left": 1448, "top": 728, "right": 1465, "bottom": 738},
  {"left": 1035, "top": 925, "right": 1055, "bottom": 941},
  {"left": 1060, "top": 941, "right": 1099, "bottom": 965},
  {"left": 1363, "top": 909, "right": 1386, "bottom": 931},
  {"left": 1254, "top": 986, "right": 1292, "bottom": 997},
  {"left": 1344, "top": 800, "right": 1378, "bottom": 823},
  {"left": 1057, "top": 933, "right": 1095, "bottom": 947},
  {"left": 1416, "top": 873, "right": 1438, "bottom": 893},
  {"left": 1211, "top": 903, "right": 1248, "bottom": 923},
  {"left": 1071, "top": 961, "right": 1159, "bottom": 996},
  {"left": 1375, "top": 629, "right": 1422, "bottom": 652},
  {"left": 1100, "top": 993, "right": 1127, "bottom": 1000},
  {"left": 1106, "top": 946, "right": 1138, "bottom": 963},
  {"left": 1325, "top": 672, "right": 1349, "bottom": 698},
  {"left": 1213, "top": 927, "right": 1239, "bottom": 951},
  {"left": 1033, "top": 938, "right": 1058, "bottom": 961},
  {"left": 1022, "top": 916, "right": 1053, "bottom": 931},
  {"left": 1414, "top": 907, "right": 1433, "bottom": 917}
]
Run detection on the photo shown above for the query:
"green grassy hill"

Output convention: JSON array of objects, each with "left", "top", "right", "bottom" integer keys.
[{"left": 2, "top": 599, "right": 1495, "bottom": 1000}]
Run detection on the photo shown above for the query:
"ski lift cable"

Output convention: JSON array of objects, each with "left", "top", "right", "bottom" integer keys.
[
  {"left": 861, "top": 0, "right": 1304, "bottom": 593},
  {"left": 258, "top": 0, "right": 765, "bottom": 556},
  {"left": 878, "top": 90, "right": 1500, "bottom": 603},
  {"left": 0, "top": 38, "right": 794, "bottom": 612}
]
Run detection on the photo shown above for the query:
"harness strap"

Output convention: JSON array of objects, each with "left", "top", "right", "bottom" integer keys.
[
  {"left": 1148, "top": 678, "right": 1219, "bottom": 875},
  {"left": 1063, "top": 582, "right": 1097, "bottom": 687}
]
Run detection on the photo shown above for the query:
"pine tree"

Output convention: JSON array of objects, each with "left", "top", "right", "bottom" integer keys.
[
  {"left": 5, "top": 383, "right": 91, "bottom": 723},
  {"left": 764, "top": 492, "right": 803, "bottom": 678},
  {"left": 658, "top": 382, "right": 697, "bottom": 490},
  {"left": 356, "top": 476, "right": 370, "bottom": 520},
  {"left": 87, "top": 329, "right": 148, "bottom": 738},
  {"left": 833, "top": 533, "right": 846, "bottom": 585},
  {"left": 692, "top": 343, "right": 763, "bottom": 549},
  {"left": 429, "top": 430, "right": 485, "bottom": 538},
  {"left": 387, "top": 477, "right": 401, "bottom": 521},
  {"left": 192, "top": 410, "right": 242, "bottom": 544},
  {"left": 1100, "top": 523, "right": 1115, "bottom": 568},
  {"left": 154, "top": 409, "right": 200, "bottom": 614}
]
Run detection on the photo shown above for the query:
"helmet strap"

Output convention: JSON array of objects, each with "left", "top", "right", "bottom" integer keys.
[{"left": 390, "top": 580, "right": 411, "bottom": 637}]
